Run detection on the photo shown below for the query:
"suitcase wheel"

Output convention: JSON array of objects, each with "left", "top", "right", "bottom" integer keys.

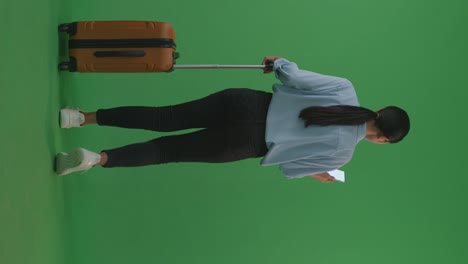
[
  {"left": 58, "top": 23, "right": 72, "bottom": 33},
  {"left": 58, "top": 62, "right": 70, "bottom": 71},
  {"left": 58, "top": 58, "right": 77, "bottom": 72},
  {"left": 59, "top": 58, "right": 77, "bottom": 72}
]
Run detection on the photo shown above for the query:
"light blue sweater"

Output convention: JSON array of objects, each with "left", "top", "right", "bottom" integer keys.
[{"left": 261, "top": 59, "right": 366, "bottom": 178}]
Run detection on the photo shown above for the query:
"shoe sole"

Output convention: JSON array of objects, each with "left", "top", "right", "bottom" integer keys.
[
  {"left": 55, "top": 149, "right": 85, "bottom": 176},
  {"left": 60, "top": 109, "right": 71, "bottom": 128}
]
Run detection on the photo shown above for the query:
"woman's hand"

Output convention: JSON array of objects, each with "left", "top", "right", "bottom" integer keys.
[
  {"left": 310, "top": 173, "right": 336, "bottom": 183},
  {"left": 262, "top": 56, "right": 282, "bottom": 74}
]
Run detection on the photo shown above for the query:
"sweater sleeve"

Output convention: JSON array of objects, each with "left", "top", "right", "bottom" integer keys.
[{"left": 273, "top": 58, "right": 349, "bottom": 93}]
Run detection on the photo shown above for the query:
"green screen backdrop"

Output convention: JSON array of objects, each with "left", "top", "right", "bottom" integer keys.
[{"left": 1, "top": 0, "right": 467, "bottom": 264}]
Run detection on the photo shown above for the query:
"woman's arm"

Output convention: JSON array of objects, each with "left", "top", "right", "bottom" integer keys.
[{"left": 261, "top": 56, "right": 348, "bottom": 91}]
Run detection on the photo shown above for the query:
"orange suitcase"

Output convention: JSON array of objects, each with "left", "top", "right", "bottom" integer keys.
[
  {"left": 58, "top": 20, "right": 271, "bottom": 73},
  {"left": 58, "top": 21, "right": 178, "bottom": 72}
]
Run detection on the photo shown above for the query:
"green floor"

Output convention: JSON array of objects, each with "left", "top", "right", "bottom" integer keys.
[{"left": 1, "top": 0, "right": 468, "bottom": 264}]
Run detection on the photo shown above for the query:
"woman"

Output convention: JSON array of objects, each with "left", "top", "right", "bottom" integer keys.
[{"left": 55, "top": 56, "right": 410, "bottom": 182}]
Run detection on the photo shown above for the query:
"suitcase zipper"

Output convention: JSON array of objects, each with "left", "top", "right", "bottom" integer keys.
[
  {"left": 94, "top": 51, "right": 146, "bottom": 57},
  {"left": 69, "top": 38, "right": 175, "bottom": 49}
]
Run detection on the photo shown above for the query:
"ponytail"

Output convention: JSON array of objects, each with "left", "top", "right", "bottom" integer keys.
[{"left": 299, "top": 105, "right": 377, "bottom": 127}]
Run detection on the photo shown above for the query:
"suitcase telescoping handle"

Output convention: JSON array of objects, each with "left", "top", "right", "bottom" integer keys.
[{"left": 172, "top": 63, "right": 273, "bottom": 71}]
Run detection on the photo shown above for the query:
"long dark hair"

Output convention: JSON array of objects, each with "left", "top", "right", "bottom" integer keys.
[{"left": 299, "top": 105, "right": 410, "bottom": 143}]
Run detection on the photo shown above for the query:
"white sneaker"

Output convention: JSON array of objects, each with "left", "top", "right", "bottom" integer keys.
[
  {"left": 55, "top": 148, "right": 101, "bottom": 176},
  {"left": 60, "top": 107, "right": 85, "bottom": 128}
]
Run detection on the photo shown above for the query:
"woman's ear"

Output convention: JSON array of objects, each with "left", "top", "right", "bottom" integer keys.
[{"left": 379, "top": 136, "right": 390, "bottom": 144}]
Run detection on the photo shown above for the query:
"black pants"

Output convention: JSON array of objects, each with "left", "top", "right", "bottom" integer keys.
[{"left": 97, "top": 88, "right": 272, "bottom": 168}]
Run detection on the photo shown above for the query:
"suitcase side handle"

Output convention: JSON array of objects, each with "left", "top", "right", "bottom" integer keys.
[{"left": 94, "top": 51, "right": 146, "bottom": 58}]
